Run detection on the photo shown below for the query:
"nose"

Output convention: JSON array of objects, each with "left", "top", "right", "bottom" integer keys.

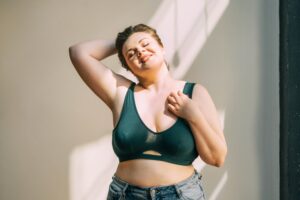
[{"left": 137, "top": 48, "right": 145, "bottom": 57}]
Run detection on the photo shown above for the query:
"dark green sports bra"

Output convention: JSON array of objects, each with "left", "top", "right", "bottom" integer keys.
[{"left": 112, "top": 81, "right": 199, "bottom": 165}]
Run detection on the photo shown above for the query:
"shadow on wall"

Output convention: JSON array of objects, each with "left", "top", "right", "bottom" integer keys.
[{"left": 69, "top": 0, "right": 229, "bottom": 199}]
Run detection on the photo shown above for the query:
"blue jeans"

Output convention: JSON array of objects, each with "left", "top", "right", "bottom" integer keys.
[{"left": 107, "top": 169, "right": 205, "bottom": 200}]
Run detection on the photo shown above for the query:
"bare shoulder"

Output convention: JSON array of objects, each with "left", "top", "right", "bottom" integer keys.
[
  {"left": 191, "top": 83, "right": 217, "bottom": 112},
  {"left": 191, "top": 83, "right": 210, "bottom": 101}
]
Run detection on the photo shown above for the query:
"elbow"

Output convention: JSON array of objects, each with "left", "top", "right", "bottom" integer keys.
[
  {"left": 199, "top": 143, "right": 228, "bottom": 167},
  {"left": 69, "top": 46, "right": 79, "bottom": 58},
  {"left": 213, "top": 158, "right": 225, "bottom": 168},
  {"left": 68, "top": 45, "right": 85, "bottom": 62},
  {"left": 205, "top": 146, "right": 227, "bottom": 168},
  {"left": 213, "top": 148, "right": 227, "bottom": 168},
  {"left": 69, "top": 46, "right": 76, "bottom": 59},
  {"left": 69, "top": 44, "right": 77, "bottom": 52}
]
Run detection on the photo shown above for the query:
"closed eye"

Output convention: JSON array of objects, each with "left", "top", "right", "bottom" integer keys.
[
  {"left": 127, "top": 51, "right": 135, "bottom": 59},
  {"left": 142, "top": 42, "right": 149, "bottom": 47}
]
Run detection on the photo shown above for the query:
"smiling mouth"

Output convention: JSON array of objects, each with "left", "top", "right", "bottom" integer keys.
[{"left": 140, "top": 55, "right": 152, "bottom": 63}]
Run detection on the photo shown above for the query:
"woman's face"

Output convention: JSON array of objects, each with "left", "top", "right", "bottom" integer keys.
[{"left": 122, "top": 32, "right": 165, "bottom": 76}]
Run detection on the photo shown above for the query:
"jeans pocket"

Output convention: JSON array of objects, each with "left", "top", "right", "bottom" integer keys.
[{"left": 177, "top": 180, "right": 205, "bottom": 200}]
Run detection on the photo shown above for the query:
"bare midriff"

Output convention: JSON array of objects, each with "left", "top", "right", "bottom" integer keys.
[{"left": 114, "top": 159, "right": 195, "bottom": 187}]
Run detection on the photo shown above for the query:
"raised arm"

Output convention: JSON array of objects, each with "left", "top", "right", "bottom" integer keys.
[{"left": 68, "top": 39, "right": 131, "bottom": 110}]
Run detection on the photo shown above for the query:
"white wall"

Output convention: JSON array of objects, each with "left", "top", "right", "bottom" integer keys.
[{"left": 0, "top": 0, "right": 279, "bottom": 200}]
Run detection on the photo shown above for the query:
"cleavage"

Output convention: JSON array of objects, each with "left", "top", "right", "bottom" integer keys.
[{"left": 134, "top": 94, "right": 178, "bottom": 133}]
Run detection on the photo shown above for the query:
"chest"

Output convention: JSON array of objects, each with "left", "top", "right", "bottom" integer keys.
[{"left": 134, "top": 92, "right": 177, "bottom": 133}]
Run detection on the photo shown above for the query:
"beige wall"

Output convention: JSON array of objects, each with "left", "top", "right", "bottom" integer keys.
[
  {"left": 0, "top": 0, "right": 279, "bottom": 200},
  {"left": 189, "top": 1, "right": 279, "bottom": 200}
]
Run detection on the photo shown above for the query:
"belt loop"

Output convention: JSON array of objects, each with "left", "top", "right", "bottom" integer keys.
[
  {"left": 198, "top": 172, "right": 203, "bottom": 180},
  {"left": 174, "top": 185, "right": 183, "bottom": 198},
  {"left": 195, "top": 169, "right": 203, "bottom": 180},
  {"left": 119, "top": 183, "right": 128, "bottom": 200}
]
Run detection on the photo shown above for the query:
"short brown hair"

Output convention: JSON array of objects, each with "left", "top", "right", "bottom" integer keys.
[{"left": 115, "top": 24, "right": 164, "bottom": 70}]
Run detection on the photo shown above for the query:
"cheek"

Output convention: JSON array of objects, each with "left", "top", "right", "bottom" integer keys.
[
  {"left": 127, "top": 59, "right": 140, "bottom": 69},
  {"left": 153, "top": 47, "right": 165, "bottom": 59},
  {"left": 152, "top": 52, "right": 165, "bottom": 62},
  {"left": 149, "top": 55, "right": 165, "bottom": 67},
  {"left": 124, "top": 55, "right": 136, "bottom": 65}
]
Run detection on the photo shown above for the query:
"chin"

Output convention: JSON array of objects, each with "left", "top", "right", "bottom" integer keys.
[{"left": 146, "top": 58, "right": 164, "bottom": 69}]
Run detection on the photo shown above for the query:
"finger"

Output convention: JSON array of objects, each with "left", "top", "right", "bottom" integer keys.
[
  {"left": 174, "top": 103, "right": 180, "bottom": 110},
  {"left": 169, "top": 91, "right": 177, "bottom": 97},
  {"left": 178, "top": 90, "right": 188, "bottom": 99},
  {"left": 168, "top": 103, "right": 177, "bottom": 112},
  {"left": 167, "top": 95, "right": 177, "bottom": 104},
  {"left": 172, "top": 91, "right": 182, "bottom": 104}
]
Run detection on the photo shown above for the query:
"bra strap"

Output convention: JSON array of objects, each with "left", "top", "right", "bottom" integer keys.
[
  {"left": 129, "top": 82, "right": 136, "bottom": 90},
  {"left": 183, "top": 82, "right": 196, "bottom": 98}
]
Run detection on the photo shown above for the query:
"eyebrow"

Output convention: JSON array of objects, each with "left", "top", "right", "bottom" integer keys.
[{"left": 126, "top": 38, "right": 148, "bottom": 54}]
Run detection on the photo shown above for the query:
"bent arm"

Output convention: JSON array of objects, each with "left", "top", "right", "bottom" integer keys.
[
  {"left": 188, "top": 107, "right": 227, "bottom": 167},
  {"left": 68, "top": 39, "right": 130, "bottom": 110},
  {"left": 69, "top": 39, "right": 116, "bottom": 60},
  {"left": 167, "top": 84, "right": 227, "bottom": 167},
  {"left": 188, "top": 84, "right": 227, "bottom": 167}
]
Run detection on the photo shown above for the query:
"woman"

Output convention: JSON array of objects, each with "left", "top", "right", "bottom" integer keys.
[{"left": 69, "top": 24, "right": 227, "bottom": 200}]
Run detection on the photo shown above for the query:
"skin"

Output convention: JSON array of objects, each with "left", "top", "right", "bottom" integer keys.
[
  {"left": 69, "top": 31, "right": 227, "bottom": 187},
  {"left": 112, "top": 32, "right": 228, "bottom": 187}
]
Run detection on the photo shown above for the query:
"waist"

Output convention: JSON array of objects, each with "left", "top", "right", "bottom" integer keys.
[{"left": 114, "top": 160, "right": 196, "bottom": 187}]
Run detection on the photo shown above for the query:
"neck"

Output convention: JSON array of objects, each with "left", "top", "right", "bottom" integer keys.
[{"left": 136, "top": 65, "right": 176, "bottom": 92}]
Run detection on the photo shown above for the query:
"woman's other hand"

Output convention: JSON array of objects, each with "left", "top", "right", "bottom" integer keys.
[{"left": 167, "top": 90, "right": 197, "bottom": 120}]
